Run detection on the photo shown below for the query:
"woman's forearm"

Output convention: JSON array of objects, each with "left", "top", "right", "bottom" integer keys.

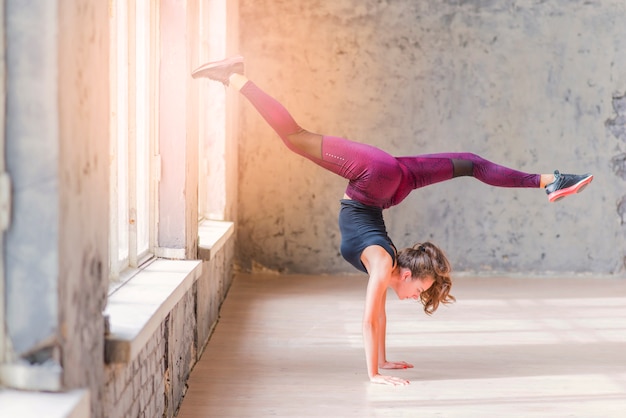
[
  {"left": 377, "top": 298, "right": 387, "bottom": 365},
  {"left": 377, "top": 313, "right": 387, "bottom": 365},
  {"left": 363, "top": 319, "right": 379, "bottom": 379}
]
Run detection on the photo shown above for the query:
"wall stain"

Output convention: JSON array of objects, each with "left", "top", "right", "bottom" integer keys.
[
  {"left": 606, "top": 93, "right": 626, "bottom": 144},
  {"left": 606, "top": 92, "right": 626, "bottom": 270},
  {"left": 606, "top": 92, "right": 626, "bottom": 182},
  {"left": 611, "top": 153, "right": 626, "bottom": 181},
  {"left": 618, "top": 196, "right": 626, "bottom": 226}
]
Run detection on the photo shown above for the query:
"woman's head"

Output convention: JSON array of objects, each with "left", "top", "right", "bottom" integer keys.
[{"left": 396, "top": 242, "right": 455, "bottom": 315}]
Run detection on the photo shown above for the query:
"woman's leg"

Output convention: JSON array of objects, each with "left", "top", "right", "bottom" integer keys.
[
  {"left": 413, "top": 152, "right": 541, "bottom": 188},
  {"left": 397, "top": 152, "right": 592, "bottom": 202},
  {"left": 228, "top": 69, "right": 550, "bottom": 193},
  {"left": 231, "top": 74, "right": 408, "bottom": 206},
  {"left": 231, "top": 74, "right": 403, "bottom": 197},
  {"left": 235, "top": 77, "right": 322, "bottom": 159},
  {"left": 233, "top": 76, "right": 591, "bottom": 203},
  {"left": 193, "top": 58, "right": 592, "bottom": 203}
]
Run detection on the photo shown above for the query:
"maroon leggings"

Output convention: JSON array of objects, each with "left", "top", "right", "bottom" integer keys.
[{"left": 240, "top": 81, "right": 540, "bottom": 209}]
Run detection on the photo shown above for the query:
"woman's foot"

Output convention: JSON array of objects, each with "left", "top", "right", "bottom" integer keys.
[
  {"left": 191, "top": 56, "right": 244, "bottom": 85},
  {"left": 546, "top": 170, "right": 593, "bottom": 202}
]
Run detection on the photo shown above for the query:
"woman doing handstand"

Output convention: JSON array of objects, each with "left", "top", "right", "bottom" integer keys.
[{"left": 191, "top": 56, "right": 593, "bottom": 386}]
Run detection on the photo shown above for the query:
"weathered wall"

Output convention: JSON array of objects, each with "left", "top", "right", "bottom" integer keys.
[
  {"left": 3, "top": 0, "right": 109, "bottom": 407},
  {"left": 5, "top": 0, "right": 60, "bottom": 358},
  {"left": 57, "top": 0, "right": 110, "bottom": 407},
  {"left": 237, "top": 0, "right": 626, "bottom": 275},
  {"left": 103, "top": 239, "right": 235, "bottom": 418}
]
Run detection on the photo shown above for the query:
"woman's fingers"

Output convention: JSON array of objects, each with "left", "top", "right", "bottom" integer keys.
[
  {"left": 380, "top": 361, "right": 414, "bottom": 369},
  {"left": 370, "top": 374, "right": 410, "bottom": 386}
]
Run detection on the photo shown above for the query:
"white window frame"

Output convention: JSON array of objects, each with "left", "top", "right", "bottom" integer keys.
[
  {"left": 109, "top": 0, "right": 157, "bottom": 284},
  {"left": 197, "top": 0, "right": 228, "bottom": 222}
]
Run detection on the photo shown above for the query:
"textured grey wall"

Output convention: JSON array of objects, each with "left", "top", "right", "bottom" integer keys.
[
  {"left": 4, "top": 0, "right": 110, "bottom": 407},
  {"left": 5, "top": 0, "right": 59, "bottom": 355},
  {"left": 237, "top": 0, "right": 626, "bottom": 275}
]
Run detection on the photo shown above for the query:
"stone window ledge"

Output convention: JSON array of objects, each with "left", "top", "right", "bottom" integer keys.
[
  {"left": 0, "top": 389, "right": 89, "bottom": 418},
  {"left": 104, "top": 259, "right": 202, "bottom": 363},
  {"left": 104, "top": 220, "right": 233, "bottom": 364},
  {"left": 198, "top": 219, "right": 234, "bottom": 259}
]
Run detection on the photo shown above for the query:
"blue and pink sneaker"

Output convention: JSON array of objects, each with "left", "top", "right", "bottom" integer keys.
[{"left": 546, "top": 170, "right": 593, "bottom": 202}]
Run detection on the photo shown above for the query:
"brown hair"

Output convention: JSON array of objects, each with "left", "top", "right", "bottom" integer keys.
[{"left": 396, "top": 242, "right": 455, "bottom": 315}]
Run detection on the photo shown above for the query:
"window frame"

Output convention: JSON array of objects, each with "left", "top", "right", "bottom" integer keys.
[
  {"left": 197, "top": 0, "right": 228, "bottom": 222},
  {"left": 109, "top": 0, "right": 158, "bottom": 283}
]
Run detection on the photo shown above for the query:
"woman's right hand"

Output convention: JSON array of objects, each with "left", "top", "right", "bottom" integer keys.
[
  {"left": 380, "top": 360, "right": 414, "bottom": 370},
  {"left": 370, "top": 374, "right": 410, "bottom": 386}
]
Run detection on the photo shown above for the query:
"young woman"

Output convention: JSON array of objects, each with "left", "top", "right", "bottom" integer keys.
[{"left": 191, "top": 56, "right": 593, "bottom": 386}]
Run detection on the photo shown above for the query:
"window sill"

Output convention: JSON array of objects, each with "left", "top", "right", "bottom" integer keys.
[
  {"left": 0, "top": 389, "right": 89, "bottom": 418},
  {"left": 103, "top": 220, "right": 233, "bottom": 364},
  {"left": 198, "top": 219, "right": 234, "bottom": 260},
  {"left": 104, "top": 259, "right": 202, "bottom": 363}
]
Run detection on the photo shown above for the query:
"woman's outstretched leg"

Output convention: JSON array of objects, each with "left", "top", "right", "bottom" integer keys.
[
  {"left": 401, "top": 152, "right": 541, "bottom": 188},
  {"left": 192, "top": 56, "right": 320, "bottom": 158},
  {"left": 192, "top": 57, "right": 593, "bottom": 204},
  {"left": 398, "top": 152, "right": 593, "bottom": 203},
  {"left": 235, "top": 77, "right": 412, "bottom": 205},
  {"left": 192, "top": 56, "right": 407, "bottom": 207}
]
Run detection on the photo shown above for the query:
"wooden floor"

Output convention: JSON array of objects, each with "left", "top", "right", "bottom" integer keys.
[{"left": 176, "top": 273, "right": 626, "bottom": 418}]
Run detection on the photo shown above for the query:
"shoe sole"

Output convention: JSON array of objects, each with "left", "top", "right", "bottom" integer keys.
[
  {"left": 191, "top": 55, "right": 244, "bottom": 79},
  {"left": 548, "top": 174, "right": 593, "bottom": 203}
]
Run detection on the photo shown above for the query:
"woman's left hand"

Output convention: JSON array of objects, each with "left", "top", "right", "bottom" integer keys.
[{"left": 380, "top": 360, "right": 414, "bottom": 369}]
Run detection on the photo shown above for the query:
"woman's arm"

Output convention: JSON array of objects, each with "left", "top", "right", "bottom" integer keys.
[
  {"left": 377, "top": 295, "right": 388, "bottom": 365},
  {"left": 377, "top": 298, "right": 414, "bottom": 371},
  {"left": 361, "top": 246, "right": 410, "bottom": 386}
]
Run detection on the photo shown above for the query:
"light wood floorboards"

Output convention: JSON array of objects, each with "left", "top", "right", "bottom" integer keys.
[{"left": 177, "top": 273, "right": 626, "bottom": 417}]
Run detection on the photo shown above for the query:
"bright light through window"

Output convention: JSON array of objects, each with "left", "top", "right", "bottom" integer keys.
[
  {"left": 135, "top": 0, "right": 150, "bottom": 259},
  {"left": 110, "top": 0, "right": 153, "bottom": 279},
  {"left": 198, "top": 0, "right": 227, "bottom": 221}
]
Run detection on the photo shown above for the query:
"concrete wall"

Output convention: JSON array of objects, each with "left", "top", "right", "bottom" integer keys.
[
  {"left": 237, "top": 0, "right": 626, "bottom": 275},
  {"left": 3, "top": 0, "right": 109, "bottom": 403},
  {"left": 5, "top": 0, "right": 60, "bottom": 358},
  {"left": 57, "top": 0, "right": 111, "bottom": 401}
]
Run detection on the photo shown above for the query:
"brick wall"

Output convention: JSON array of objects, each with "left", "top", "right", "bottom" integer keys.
[
  {"left": 104, "top": 321, "right": 167, "bottom": 418},
  {"left": 102, "top": 238, "right": 235, "bottom": 418}
]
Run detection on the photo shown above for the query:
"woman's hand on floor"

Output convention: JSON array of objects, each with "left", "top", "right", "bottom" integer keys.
[
  {"left": 380, "top": 360, "right": 414, "bottom": 370},
  {"left": 370, "top": 374, "right": 410, "bottom": 386}
]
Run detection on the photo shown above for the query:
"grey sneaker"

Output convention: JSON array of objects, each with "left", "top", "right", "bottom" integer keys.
[
  {"left": 191, "top": 56, "right": 244, "bottom": 85},
  {"left": 545, "top": 170, "right": 593, "bottom": 202}
]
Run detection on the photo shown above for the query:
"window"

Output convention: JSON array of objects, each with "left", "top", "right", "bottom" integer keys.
[
  {"left": 108, "top": 0, "right": 236, "bottom": 282},
  {"left": 109, "top": 0, "right": 155, "bottom": 281},
  {"left": 197, "top": 0, "right": 228, "bottom": 221}
]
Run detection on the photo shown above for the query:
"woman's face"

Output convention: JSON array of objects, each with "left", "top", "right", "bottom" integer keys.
[{"left": 399, "top": 275, "right": 434, "bottom": 300}]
